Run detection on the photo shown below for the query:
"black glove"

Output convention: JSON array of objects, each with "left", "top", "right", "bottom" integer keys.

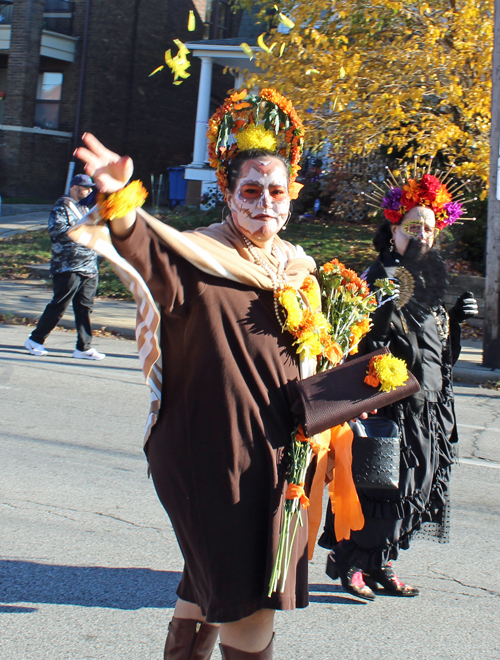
[{"left": 451, "top": 291, "right": 479, "bottom": 323}]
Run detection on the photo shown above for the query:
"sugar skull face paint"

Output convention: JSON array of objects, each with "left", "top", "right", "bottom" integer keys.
[
  {"left": 226, "top": 157, "right": 290, "bottom": 249},
  {"left": 392, "top": 206, "right": 436, "bottom": 255}
]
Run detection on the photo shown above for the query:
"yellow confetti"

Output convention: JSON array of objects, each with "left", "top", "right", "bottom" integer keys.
[
  {"left": 188, "top": 10, "right": 196, "bottom": 31},
  {"left": 279, "top": 43, "right": 286, "bottom": 57},
  {"left": 306, "top": 68, "right": 320, "bottom": 75},
  {"left": 149, "top": 65, "right": 164, "bottom": 77},
  {"left": 257, "top": 32, "right": 277, "bottom": 54},
  {"left": 339, "top": 66, "right": 346, "bottom": 78},
  {"left": 279, "top": 13, "right": 295, "bottom": 29},
  {"left": 164, "top": 40, "right": 191, "bottom": 84},
  {"left": 240, "top": 42, "right": 254, "bottom": 60}
]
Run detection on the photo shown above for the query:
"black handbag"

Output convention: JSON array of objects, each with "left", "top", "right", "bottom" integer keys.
[{"left": 349, "top": 417, "right": 401, "bottom": 490}]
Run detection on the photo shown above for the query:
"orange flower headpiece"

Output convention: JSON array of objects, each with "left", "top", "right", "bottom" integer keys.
[
  {"left": 207, "top": 88, "right": 305, "bottom": 199},
  {"left": 361, "top": 158, "right": 477, "bottom": 231}
]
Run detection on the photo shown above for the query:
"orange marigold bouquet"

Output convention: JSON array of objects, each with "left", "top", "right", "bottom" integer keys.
[
  {"left": 317, "top": 258, "right": 393, "bottom": 368},
  {"left": 269, "top": 260, "right": 394, "bottom": 595}
]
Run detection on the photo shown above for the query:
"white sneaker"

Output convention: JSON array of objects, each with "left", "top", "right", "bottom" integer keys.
[
  {"left": 72, "top": 348, "right": 106, "bottom": 361},
  {"left": 25, "top": 338, "right": 48, "bottom": 356}
]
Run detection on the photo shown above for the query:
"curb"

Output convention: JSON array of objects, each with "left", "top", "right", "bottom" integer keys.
[{"left": 453, "top": 366, "right": 500, "bottom": 385}]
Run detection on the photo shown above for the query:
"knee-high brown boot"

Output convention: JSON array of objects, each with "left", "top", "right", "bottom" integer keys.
[
  {"left": 164, "top": 617, "right": 219, "bottom": 660},
  {"left": 219, "top": 635, "right": 273, "bottom": 659}
]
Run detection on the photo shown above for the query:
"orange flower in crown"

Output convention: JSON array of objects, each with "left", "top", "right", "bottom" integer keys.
[{"left": 206, "top": 88, "right": 305, "bottom": 199}]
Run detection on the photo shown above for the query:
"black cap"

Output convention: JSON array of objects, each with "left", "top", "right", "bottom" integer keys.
[{"left": 70, "top": 174, "right": 96, "bottom": 188}]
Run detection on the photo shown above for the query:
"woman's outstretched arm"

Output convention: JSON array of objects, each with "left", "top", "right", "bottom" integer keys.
[{"left": 74, "top": 132, "right": 136, "bottom": 238}]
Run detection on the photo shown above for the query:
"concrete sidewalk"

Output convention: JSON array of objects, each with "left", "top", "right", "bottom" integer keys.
[
  {"left": 0, "top": 279, "right": 136, "bottom": 337},
  {"left": 0, "top": 205, "right": 52, "bottom": 238},
  {"left": 1, "top": 278, "right": 499, "bottom": 384}
]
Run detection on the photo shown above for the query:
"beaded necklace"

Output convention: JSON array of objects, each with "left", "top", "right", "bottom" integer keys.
[{"left": 240, "top": 232, "right": 288, "bottom": 329}]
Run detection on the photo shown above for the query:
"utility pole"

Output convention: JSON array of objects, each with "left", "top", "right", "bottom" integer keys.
[{"left": 484, "top": 0, "right": 500, "bottom": 369}]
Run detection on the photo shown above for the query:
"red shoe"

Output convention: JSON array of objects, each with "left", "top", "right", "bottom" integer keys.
[
  {"left": 366, "top": 563, "right": 419, "bottom": 597},
  {"left": 326, "top": 552, "right": 375, "bottom": 601}
]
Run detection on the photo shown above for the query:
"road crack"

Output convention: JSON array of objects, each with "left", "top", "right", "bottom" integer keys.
[{"left": 3, "top": 498, "right": 164, "bottom": 532}]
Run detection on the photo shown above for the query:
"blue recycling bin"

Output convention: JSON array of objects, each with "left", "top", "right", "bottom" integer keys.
[{"left": 167, "top": 167, "right": 187, "bottom": 207}]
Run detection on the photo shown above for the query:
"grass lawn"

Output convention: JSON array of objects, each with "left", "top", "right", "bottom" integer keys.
[{"left": 0, "top": 208, "right": 378, "bottom": 300}]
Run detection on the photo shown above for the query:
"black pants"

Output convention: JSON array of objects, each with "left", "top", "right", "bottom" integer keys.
[{"left": 30, "top": 272, "right": 98, "bottom": 351}]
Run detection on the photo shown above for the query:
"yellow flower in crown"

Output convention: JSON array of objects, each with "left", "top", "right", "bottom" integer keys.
[
  {"left": 206, "top": 88, "right": 305, "bottom": 197},
  {"left": 236, "top": 124, "right": 277, "bottom": 152}
]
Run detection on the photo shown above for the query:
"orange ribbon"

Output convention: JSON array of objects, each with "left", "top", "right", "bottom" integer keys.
[
  {"left": 307, "top": 423, "right": 365, "bottom": 559},
  {"left": 286, "top": 482, "right": 310, "bottom": 509}
]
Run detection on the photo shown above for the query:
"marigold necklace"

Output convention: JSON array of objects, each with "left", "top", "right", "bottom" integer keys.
[{"left": 240, "top": 232, "right": 288, "bottom": 328}]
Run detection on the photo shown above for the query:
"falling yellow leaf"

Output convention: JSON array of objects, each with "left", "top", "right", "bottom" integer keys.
[
  {"left": 279, "top": 13, "right": 295, "bottom": 29},
  {"left": 279, "top": 43, "right": 286, "bottom": 57},
  {"left": 188, "top": 10, "right": 196, "bottom": 31},
  {"left": 149, "top": 65, "right": 164, "bottom": 77},
  {"left": 306, "top": 68, "right": 320, "bottom": 75},
  {"left": 339, "top": 66, "right": 346, "bottom": 78},
  {"left": 240, "top": 42, "right": 254, "bottom": 60}
]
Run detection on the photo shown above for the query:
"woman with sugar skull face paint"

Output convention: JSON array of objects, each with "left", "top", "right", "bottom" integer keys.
[
  {"left": 73, "top": 91, "right": 320, "bottom": 660},
  {"left": 225, "top": 154, "right": 291, "bottom": 247},
  {"left": 319, "top": 168, "right": 478, "bottom": 602}
]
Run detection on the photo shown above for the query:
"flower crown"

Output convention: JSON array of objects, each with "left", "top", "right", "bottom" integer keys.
[
  {"left": 362, "top": 159, "right": 476, "bottom": 230},
  {"left": 207, "top": 88, "right": 305, "bottom": 199}
]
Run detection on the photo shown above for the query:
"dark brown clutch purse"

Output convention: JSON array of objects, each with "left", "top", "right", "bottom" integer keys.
[{"left": 290, "top": 348, "right": 420, "bottom": 437}]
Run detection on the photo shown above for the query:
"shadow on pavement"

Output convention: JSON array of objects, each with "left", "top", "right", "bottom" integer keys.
[
  {"left": 0, "top": 560, "right": 180, "bottom": 610},
  {"left": 309, "top": 582, "right": 367, "bottom": 605}
]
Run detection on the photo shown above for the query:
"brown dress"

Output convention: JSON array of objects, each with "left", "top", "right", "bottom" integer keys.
[{"left": 113, "top": 217, "right": 309, "bottom": 623}]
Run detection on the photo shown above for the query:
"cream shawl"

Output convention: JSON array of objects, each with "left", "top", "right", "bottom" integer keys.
[{"left": 69, "top": 207, "right": 316, "bottom": 444}]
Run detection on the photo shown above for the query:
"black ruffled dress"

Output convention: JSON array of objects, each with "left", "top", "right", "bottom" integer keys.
[{"left": 319, "top": 246, "right": 462, "bottom": 571}]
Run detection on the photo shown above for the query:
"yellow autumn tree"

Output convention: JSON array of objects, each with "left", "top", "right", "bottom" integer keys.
[{"left": 242, "top": 0, "right": 493, "bottom": 181}]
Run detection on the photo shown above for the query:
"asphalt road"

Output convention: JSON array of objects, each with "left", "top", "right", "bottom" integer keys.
[{"left": 1, "top": 324, "right": 499, "bottom": 660}]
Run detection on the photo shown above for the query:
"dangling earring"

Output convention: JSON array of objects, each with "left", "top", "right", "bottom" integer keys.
[
  {"left": 221, "top": 205, "right": 230, "bottom": 223},
  {"left": 390, "top": 237, "right": 395, "bottom": 252},
  {"left": 281, "top": 205, "right": 293, "bottom": 231}
]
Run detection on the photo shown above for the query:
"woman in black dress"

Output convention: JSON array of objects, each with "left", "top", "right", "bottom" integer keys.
[{"left": 319, "top": 188, "right": 478, "bottom": 601}]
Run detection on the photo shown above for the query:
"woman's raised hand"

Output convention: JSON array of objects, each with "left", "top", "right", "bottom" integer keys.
[{"left": 74, "top": 133, "right": 134, "bottom": 194}]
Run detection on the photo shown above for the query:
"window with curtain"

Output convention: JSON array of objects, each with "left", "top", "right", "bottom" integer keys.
[{"left": 35, "top": 72, "right": 63, "bottom": 129}]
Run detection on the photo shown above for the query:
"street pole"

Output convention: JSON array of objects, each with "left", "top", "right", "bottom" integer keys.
[{"left": 484, "top": 0, "right": 500, "bottom": 369}]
